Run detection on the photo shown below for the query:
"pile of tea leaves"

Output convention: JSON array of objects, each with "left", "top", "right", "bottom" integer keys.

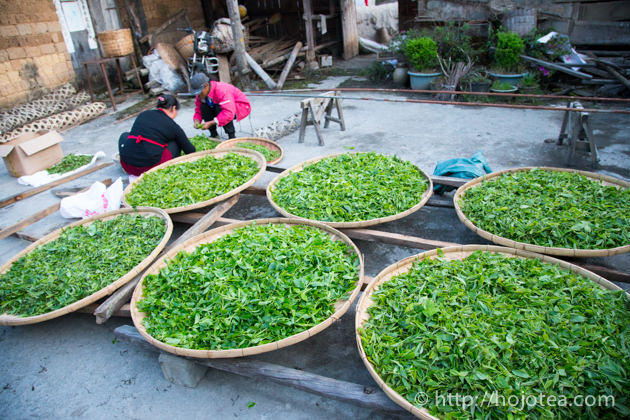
[
  {"left": 47, "top": 154, "right": 92, "bottom": 174},
  {"left": 271, "top": 153, "right": 429, "bottom": 222},
  {"left": 459, "top": 169, "right": 630, "bottom": 249},
  {"left": 359, "top": 250, "right": 630, "bottom": 419},
  {"left": 137, "top": 223, "right": 360, "bottom": 350},
  {"left": 0, "top": 214, "right": 166, "bottom": 317},
  {"left": 126, "top": 152, "right": 259, "bottom": 208},
  {"left": 235, "top": 142, "right": 280, "bottom": 162}
]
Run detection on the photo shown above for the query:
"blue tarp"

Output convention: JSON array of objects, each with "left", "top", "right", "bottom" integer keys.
[{"left": 432, "top": 150, "right": 493, "bottom": 194}]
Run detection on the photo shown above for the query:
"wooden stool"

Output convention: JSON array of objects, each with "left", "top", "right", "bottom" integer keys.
[
  {"left": 557, "top": 101, "right": 598, "bottom": 165},
  {"left": 298, "top": 91, "right": 346, "bottom": 146}
]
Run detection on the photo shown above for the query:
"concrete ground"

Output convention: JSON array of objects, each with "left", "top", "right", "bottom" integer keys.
[{"left": 1, "top": 58, "right": 629, "bottom": 420}]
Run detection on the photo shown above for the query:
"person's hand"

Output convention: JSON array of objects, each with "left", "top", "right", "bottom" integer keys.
[
  {"left": 203, "top": 120, "right": 216, "bottom": 130},
  {"left": 193, "top": 120, "right": 203, "bottom": 129}
]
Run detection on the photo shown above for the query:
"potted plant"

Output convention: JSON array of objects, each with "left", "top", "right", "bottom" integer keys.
[
  {"left": 489, "top": 30, "right": 527, "bottom": 84},
  {"left": 463, "top": 70, "right": 492, "bottom": 92},
  {"left": 404, "top": 36, "right": 441, "bottom": 90},
  {"left": 490, "top": 80, "right": 518, "bottom": 93},
  {"left": 520, "top": 73, "right": 540, "bottom": 94}
]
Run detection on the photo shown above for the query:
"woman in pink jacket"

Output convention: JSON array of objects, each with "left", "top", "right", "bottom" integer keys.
[{"left": 193, "top": 77, "right": 251, "bottom": 139}]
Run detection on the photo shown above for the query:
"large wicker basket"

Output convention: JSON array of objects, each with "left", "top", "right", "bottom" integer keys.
[
  {"left": 98, "top": 29, "right": 134, "bottom": 58},
  {"left": 356, "top": 245, "right": 627, "bottom": 419},
  {"left": 215, "top": 137, "right": 284, "bottom": 165},
  {"left": 175, "top": 34, "right": 195, "bottom": 58},
  {"left": 0, "top": 207, "right": 173, "bottom": 326},
  {"left": 131, "top": 218, "right": 364, "bottom": 358}
]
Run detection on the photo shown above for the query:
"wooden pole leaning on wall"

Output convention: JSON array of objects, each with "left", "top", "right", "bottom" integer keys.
[
  {"left": 276, "top": 42, "right": 303, "bottom": 90},
  {"left": 225, "top": 0, "right": 249, "bottom": 79}
]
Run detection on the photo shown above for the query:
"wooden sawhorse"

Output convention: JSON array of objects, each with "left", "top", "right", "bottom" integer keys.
[
  {"left": 298, "top": 91, "right": 346, "bottom": 146},
  {"left": 558, "top": 101, "right": 599, "bottom": 166}
]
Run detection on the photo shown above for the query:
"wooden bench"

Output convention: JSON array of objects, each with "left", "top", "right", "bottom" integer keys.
[
  {"left": 558, "top": 101, "right": 599, "bottom": 165},
  {"left": 298, "top": 91, "right": 346, "bottom": 146}
]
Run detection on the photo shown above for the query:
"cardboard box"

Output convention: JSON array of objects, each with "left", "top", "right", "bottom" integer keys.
[{"left": 0, "top": 130, "right": 64, "bottom": 177}]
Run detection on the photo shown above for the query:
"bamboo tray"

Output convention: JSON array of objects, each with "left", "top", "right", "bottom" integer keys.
[
  {"left": 355, "top": 244, "right": 626, "bottom": 419},
  {"left": 454, "top": 166, "right": 630, "bottom": 257},
  {"left": 0, "top": 207, "right": 173, "bottom": 326},
  {"left": 122, "top": 148, "right": 266, "bottom": 214},
  {"left": 266, "top": 153, "right": 433, "bottom": 228},
  {"left": 215, "top": 137, "right": 284, "bottom": 165},
  {"left": 131, "top": 217, "right": 364, "bottom": 358}
]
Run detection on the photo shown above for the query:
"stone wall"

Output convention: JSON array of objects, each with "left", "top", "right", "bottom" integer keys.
[{"left": 0, "top": 1, "right": 74, "bottom": 109}]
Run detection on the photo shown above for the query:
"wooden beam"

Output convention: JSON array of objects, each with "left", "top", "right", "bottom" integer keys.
[
  {"left": 93, "top": 195, "right": 240, "bottom": 324},
  {"left": 0, "top": 161, "right": 113, "bottom": 209},
  {"left": 276, "top": 42, "right": 303, "bottom": 90},
  {"left": 225, "top": 0, "right": 249, "bottom": 79},
  {"left": 340, "top": 228, "right": 459, "bottom": 250},
  {"left": 520, "top": 54, "right": 593, "bottom": 80},
  {"left": 429, "top": 175, "right": 467, "bottom": 187},
  {"left": 245, "top": 52, "right": 277, "bottom": 89},
  {"left": 114, "top": 325, "right": 411, "bottom": 417},
  {"left": 341, "top": 0, "right": 359, "bottom": 60},
  {"left": 302, "top": 0, "right": 317, "bottom": 68}
]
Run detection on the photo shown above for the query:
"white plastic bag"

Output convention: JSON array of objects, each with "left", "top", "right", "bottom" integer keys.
[
  {"left": 142, "top": 50, "right": 185, "bottom": 92},
  {"left": 60, "top": 177, "right": 123, "bottom": 219}
]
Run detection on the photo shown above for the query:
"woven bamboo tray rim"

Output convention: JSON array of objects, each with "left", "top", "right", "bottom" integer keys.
[
  {"left": 266, "top": 152, "right": 433, "bottom": 228},
  {"left": 355, "top": 244, "right": 624, "bottom": 419},
  {"left": 453, "top": 166, "right": 630, "bottom": 257},
  {"left": 97, "top": 28, "right": 133, "bottom": 57},
  {"left": 215, "top": 137, "right": 284, "bottom": 165},
  {"left": 131, "top": 217, "right": 364, "bottom": 359},
  {"left": 122, "top": 148, "right": 266, "bottom": 214},
  {"left": 0, "top": 207, "right": 173, "bottom": 326}
]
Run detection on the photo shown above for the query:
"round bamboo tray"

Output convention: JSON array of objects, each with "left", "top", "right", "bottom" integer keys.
[
  {"left": 453, "top": 166, "right": 630, "bottom": 257},
  {"left": 122, "top": 148, "right": 266, "bottom": 214},
  {"left": 215, "top": 137, "right": 284, "bottom": 165},
  {"left": 175, "top": 34, "right": 195, "bottom": 58},
  {"left": 266, "top": 153, "right": 433, "bottom": 228},
  {"left": 355, "top": 244, "right": 626, "bottom": 420},
  {"left": 131, "top": 217, "right": 364, "bottom": 358},
  {"left": 97, "top": 29, "right": 133, "bottom": 58},
  {"left": 0, "top": 207, "right": 173, "bottom": 326}
]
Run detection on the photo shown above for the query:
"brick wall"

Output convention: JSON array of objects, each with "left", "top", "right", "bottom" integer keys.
[{"left": 0, "top": 1, "right": 75, "bottom": 108}]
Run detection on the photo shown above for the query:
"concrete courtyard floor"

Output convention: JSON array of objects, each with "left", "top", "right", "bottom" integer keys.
[{"left": 1, "top": 64, "right": 629, "bottom": 419}]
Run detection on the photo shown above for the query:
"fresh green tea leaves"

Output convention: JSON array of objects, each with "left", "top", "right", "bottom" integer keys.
[
  {"left": 0, "top": 214, "right": 166, "bottom": 317},
  {"left": 137, "top": 223, "right": 360, "bottom": 350},
  {"left": 360, "top": 251, "right": 630, "bottom": 419},
  {"left": 47, "top": 154, "right": 93, "bottom": 174},
  {"left": 188, "top": 134, "right": 219, "bottom": 152},
  {"left": 235, "top": 142, "right": 280, "bottom": 162},
  {"left": 126, "top": 153, "right": 259, "bottom": 208},
  {"left": 271, "top": 153, "right": 428, "bottom": 222},
  {"left": 459, "top": 169, "right": 630, "bottom": 249}
]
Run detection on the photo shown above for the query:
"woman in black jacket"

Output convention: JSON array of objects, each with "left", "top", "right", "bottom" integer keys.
[{"left": 118, "top": 94, "right": 196, "bottom": 176}]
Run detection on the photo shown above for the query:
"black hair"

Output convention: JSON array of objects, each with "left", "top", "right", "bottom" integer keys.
[{"left": 156, "top": 94, "right": 180, "bottom": 110}]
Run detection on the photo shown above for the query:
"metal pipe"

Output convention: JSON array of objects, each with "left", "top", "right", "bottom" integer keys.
[
  {"left": 247, "top": 87, "right": 630, "bottom": 103},
  {"left": 246, "top": 92, "right": 630, "bottom": 115}
]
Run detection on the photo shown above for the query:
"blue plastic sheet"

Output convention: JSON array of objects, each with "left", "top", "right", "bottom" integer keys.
[{"left": 432, "top": 150, "right": 492, "bottom": 194}]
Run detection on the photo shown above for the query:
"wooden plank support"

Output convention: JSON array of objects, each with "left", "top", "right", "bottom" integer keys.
[
  {"left": 113, "top": 325, "right": 412, "bottom": 417},
  {"left": 276, "top": 41, "right": 303, "bottom": 90},
  {"left": 340, "top": 228, "right": 459, "bottom": 250},
  {"left": 520, "top": 54, "right": 592, "bottom": 80},
  {"left": 0, "top": 161, "right": 113, "bottom": 209},
  {"left": 245, "top": 52, "right": 277, "bottom": 89},
  {"left": 93, "top": 195, "right": 240, "bottom": 324}
]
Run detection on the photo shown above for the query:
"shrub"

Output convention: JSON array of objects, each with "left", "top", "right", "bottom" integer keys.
[
  {"left": 494, "top": 31, "right": 524, "bottom": 72},
  {"left": 404, "top": 37, "right": 438, "bottom": 72}
]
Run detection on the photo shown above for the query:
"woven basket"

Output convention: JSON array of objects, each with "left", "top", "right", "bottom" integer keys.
[
  {"left": 266, "top": 152, "right": 433, "bottom": 228},
  {"left": 215, "top": 137, "right": 284, "bottom": 165},
  {"left": 175, "top": 34, "right": 195, "bottom": 58},
  {"left": 355, "top": 244, "right": 626, "bottom": 419},
  {"left": 454, "top": 166, "right": 630, "bottom": 257},
  {"left": 0, "top": 207, "right": 173, "bottom": 326},
  {"left": 131, "top": 217, "right": 364, "bottom": 358},
  {"left": 121, "top": 148, "right": 266, "bottom": 214},
  {"left": 97, "top": 29, "right": 134, "bottom": 58}
]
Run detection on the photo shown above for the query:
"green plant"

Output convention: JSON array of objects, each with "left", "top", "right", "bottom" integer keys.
[
  {"left": 404, "top": 37, "right": 438, "bottom": 72},
  {"left": 494, "top": 31, "right": 524, "bottom": 73},
  {"left": 464, "top": 70, "right": 491, "bottom": 84},
  {"left": 360, "top": 60, "right": 394, "bottom": 82},
  {"left": 433, "top": 22, "right": 473, "bottom": 63},
  {"left": 188, "top": 134, "right": 219, "bottom": 151},
  {"left": 521, "top": 73, "right": 539, "bottom": 88},
  {"left": 235, "top": 142, "right": 280, "bottom": 162},
  {"left": 491, "top": 80, "right": 515, "bottom": 90}
]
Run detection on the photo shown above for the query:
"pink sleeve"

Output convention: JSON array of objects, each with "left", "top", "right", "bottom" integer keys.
[
  {"left": 193, "top": 96, "right": 202, "bottom": 122},
  {"left": 213, "top": 87, "right": 237, "bottom": 127}
]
